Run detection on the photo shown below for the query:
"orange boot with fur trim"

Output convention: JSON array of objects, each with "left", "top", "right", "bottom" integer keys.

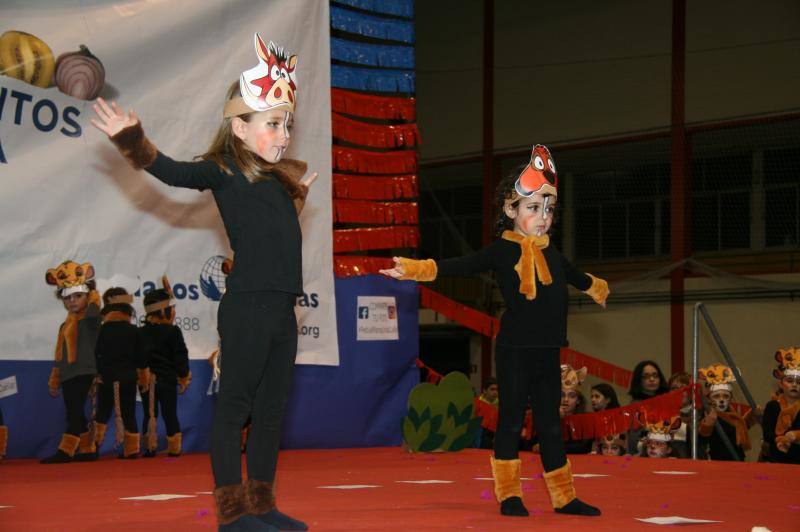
[
  {"left": 167, "top": 432, "right": 181, "bottom": 457},
  {"left": 490, "top": 456, "right": 528, "bottom": 516},
  {"left": 543, "top": 460, "right": 601, "bottom": 516},
  {"left": 74, "top": 430, "right": 98, "bottom": 462},
  {"left": 41, "top": 433, "right": 80, "bottom": 464},
  {"left": 122, "top": 432, "right": 140, "bottom": 459}
]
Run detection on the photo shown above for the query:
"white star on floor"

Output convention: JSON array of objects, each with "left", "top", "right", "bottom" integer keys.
[
  {"left": 652, "top": 471, "right": 698, "bottom": 475},
  {"left": 635, "top": 516, "right": 721, "bottom": 525},
  {"left": 572, "top": 473, "right": 609, "bottom": 478},
  {"left": 317, "top": 484, "right": 381, "bottom": 489},
  {"left": 0, "top": 506, "right": 13, "bottom": 509},
  {"left": 119, "top": 494, "right": 197, "bottom": 501}
]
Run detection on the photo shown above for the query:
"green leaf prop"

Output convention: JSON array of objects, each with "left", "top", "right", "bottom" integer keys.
[{"left": 401, "top": 371, "right": 482, "bottom": 452}]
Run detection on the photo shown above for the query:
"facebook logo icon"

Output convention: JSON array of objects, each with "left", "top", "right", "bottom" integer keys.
[{"left": 358, "top": 306, "right": 369, "bottom": 319}]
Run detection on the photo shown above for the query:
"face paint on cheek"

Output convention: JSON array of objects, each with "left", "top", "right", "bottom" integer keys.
[{"left": 255, "top": 132, "right": 270, "bottom": 156}]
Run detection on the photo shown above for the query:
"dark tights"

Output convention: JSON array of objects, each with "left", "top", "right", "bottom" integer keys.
[
  {"left": 96, "top": 379, "right": 138, "bottom": 433},
  {"left": 61, "top": 374, "right": 94, "bottom": 436},
  {"left": 211, "top": 291, "right": 298, "bottom": 487},
  {"left": 494, "top": 345, "right": 566, "bottom": 472},
  {"left": 141, "top": 380, "right": 180, "bottom": 436}
]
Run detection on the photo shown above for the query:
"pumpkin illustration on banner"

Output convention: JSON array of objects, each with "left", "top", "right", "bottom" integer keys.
[
  {"left": 0, "top": 30, "right": 55, "bottom": 88},
  {"left": 0, "top": 30, "right": 106, "bottom": 100},
  {"left": 402, "top": 372, "right": 482, "bottom": 452}
]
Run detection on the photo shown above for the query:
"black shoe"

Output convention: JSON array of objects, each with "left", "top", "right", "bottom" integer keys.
[
  {"left": 555, "top": 498, "right": 601, "bottom": 516},
  {"left": 218, "top": 514, "right": 277, "bottom": 531},
  {"left": 40, "top": 450, "right": 73, "bottom": 464},
  {"left": 74, "top": 451, "right": 99, "bottom": 462},
  {"left": 254, "top": 509, "right": 308, "bottom": 530},
  {"left": 500, "top": 496, "right": 529, "bottom": 517},
  {"left": 143, "top": 449, "right": 156, "bottom": 458}
]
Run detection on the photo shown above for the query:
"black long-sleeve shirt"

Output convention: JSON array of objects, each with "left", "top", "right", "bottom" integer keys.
[
  {"left": 95, "top": 320, "right": 146, "bottom": 382},
  {"left": 762, "top": 399, "right": 800, "bottom": 464},
  {"left": 139, "top": 323, "right": 190, "bottom": 385},
  {"left": 145, "top": 152, "right": 303, "bottom": 295},
  {"left": 435, "top": 239, "right": 592, "bottom": 347}
]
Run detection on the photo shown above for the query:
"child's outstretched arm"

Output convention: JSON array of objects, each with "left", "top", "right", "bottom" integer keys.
[
  {"left": 380, "top": 243, "right": 497, "bottom": 281},
  {"left": 380, "top": 257, "right": 437, "bottom": 281},
  {"left": 561, "top": 254, "right": 609, "bottom": 308},
  {"left": 91, "top": 97, "right": 226, "bottom": 190}
]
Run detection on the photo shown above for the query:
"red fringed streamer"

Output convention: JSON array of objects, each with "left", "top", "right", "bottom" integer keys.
[
  {"left": 560, "top": 385, "right": 696, "bottom": 441},
  {"left": 333, "top": 113, "right": 420, "bottom": 148},
  {"left": 333, "top": 226, "right": 419, "bottom": 253},
  {"left": 475, "top": 385, "right": 698, "bottom": 443},
  {"left": 416, "top": 358, "right": 443, "bottom": 384},
  {"left": 334, "top": 255, "right": 394, "bottom": 277},
  {"left": 560, "top": 347, "right": 633, "bottom": 390},
  {"left": 334, "top": 199, "right": 418, "bottom": 224},
  {"left": 333, "top": 146, "right": 418, "bottom": 174},
  {"left": 418, "top": 286, "right": 501, "bottom": 338},
  {"left": 331, "top": 88, "right": 416, "bottom": 121},
  {"left": 333, "top": 173, "right": 418, "bottom": 200}
]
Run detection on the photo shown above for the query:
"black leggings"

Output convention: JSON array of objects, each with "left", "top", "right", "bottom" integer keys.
[
  {"left": 211, "top": 291, "right": 298, "bottom": 487},
  {"left": 96, "top": 379, "right": 138, "bottom": 434},
  {"left": 61, "top": 374, "right": 94, "bottom": 436},
  {"left": 494, "top": 345, "right": 567, "bottom": 473},
  {"left": 141, "top": 380, "right": 180, "bottom": 436}
]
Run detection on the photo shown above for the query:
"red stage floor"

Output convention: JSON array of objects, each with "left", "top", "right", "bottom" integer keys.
[{"left": 0, "top": 448, "right": 797, "bottom": 531}]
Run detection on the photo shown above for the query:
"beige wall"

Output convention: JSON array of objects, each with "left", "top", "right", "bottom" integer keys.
[{"left": 415, "top": 0, "right": 800, "bottom": 161}]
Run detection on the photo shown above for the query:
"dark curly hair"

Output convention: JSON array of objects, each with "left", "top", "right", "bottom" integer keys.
[
  {"left": 493, "top": 165, "right": 526, "bottom": 237},
  {"left": 101, "top": 286, "right": 134, "bottom": 316},
  {"left": 144, "top": 288, "right": 174, "bottom": 320}
]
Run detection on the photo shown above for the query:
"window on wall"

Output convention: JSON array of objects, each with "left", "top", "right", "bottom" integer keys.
[
  {"left": 764, "top": 147, "right": 800, "bottom": 248},
  {"left": 690, "top": 154, "right": 752, "bottom": 252},
  {"left": 573, "top": 163, "right": 669, "bottom": 260}
]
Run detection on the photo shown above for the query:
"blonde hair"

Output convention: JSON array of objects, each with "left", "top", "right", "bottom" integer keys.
[{"left": 198, "top": 81, "right": 303, "bottom": 198}]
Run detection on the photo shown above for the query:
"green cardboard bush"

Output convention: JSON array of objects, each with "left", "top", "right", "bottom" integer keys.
[{"left": 402, "top": 371, "right": 482, "bottom": 452}]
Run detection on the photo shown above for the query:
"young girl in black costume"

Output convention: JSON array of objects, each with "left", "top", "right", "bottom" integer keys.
[
  {"left": 92, "top": 33, "right": 316, "bottom": 532},
  {"left": 94, "top": 287, "right": 148, "bottom": 458},
  {"left": 381, "top": 145, "right": 609, "bottom": 518},
  {"left": 138, "top": 281, "right": 191, "bottom": 458}
]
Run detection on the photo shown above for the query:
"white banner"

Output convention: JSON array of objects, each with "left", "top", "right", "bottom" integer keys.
[{"left": 0, "top": 0, "right": 338, "bottom": 365}]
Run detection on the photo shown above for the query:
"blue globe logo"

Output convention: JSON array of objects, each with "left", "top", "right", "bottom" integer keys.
[{"left": 200, "top": 255, "right": 228, "bottom": 301}]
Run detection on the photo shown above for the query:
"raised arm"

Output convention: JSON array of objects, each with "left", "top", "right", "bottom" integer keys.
[
  {"left": 561, "top": 254, "right": 609, "bottom": 307},
  {"left": 91, "top": 97, "right": 227, "bottom": 190}
]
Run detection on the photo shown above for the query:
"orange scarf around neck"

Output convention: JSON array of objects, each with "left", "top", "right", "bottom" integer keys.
[
  {"left": 54, "top": 290, "right": 100, "bottom": 364},
  {"left": 502, "top": 230, "right": 553, "bottom": 300},
  {"left": 776, "top": 395, "right": 800, "bottom": 436},
  {"left": 718, "top": 410, "right": 751, "bottom": 450}
]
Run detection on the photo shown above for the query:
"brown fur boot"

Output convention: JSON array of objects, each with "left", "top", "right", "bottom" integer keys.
[
  {"left": 94, "top": 422, "right": 108, "bottom": 447},
  {"left": 543, "top": 460, "right": 600, "bottom": 516},
  {"left": 246, "top": 479, "right": 307, "bottom": 530},
  {"left": 122, "top": 432, "right": 140, "bottom": 459},
  {"left": 41, "top": 433, "right": 80, "bottom": 464},
  {"left": 74, "top": 430, "right": 98, "bottom": 462},
  {"left": 167, "top": 432, "right": 181, "bottom": 457},
  {"left": 490, "top": 456, "right": 528, "bottom": 516},
  {"left": 215, "top": 483, "right": 269, "bottom": 530}
]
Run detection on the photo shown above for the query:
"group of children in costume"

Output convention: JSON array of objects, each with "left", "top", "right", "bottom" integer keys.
[{"left": 40, "top": 264, "right": 190, "bottom": 464}]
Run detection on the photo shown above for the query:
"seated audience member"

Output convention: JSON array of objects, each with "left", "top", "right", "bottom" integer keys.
[
  {"left": 590, "top": 383, "right": 620, "bottom": 412},
  {"left": 627, "top": 360, "right": 670, "bottom": 453},
  {"left": 638, "top": 414, "right": 682, "bottom": 459},
  {"left": 559, "top": 365, "right": 592, "bottom": 454},
  {"left": 592, "top": 433, "right": 627, "bottom": 456},
  {"left": 762, "top": 348, "right": 800, "bottom": 464},
  {"left": 667, "top": 371, "right": 695, "bottom": 458},
  {"left": 698, "top": 364, "right": 756, "bottom": 461},
  {"left": 476, "top": 377, "right": 499, "bottom": 449}
]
